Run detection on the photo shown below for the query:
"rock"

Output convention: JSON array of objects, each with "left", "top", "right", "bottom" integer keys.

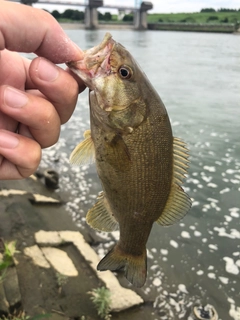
[
  {"left": 35, "top": 230, "right": 62, "bottom": 246},
  {"left": 0, "top": 189, "right": 27, "bottom": 197},
  {"left": 24, "top": 245, "right": 50, "bottom": 269},
  {"left": 41, "top": 247, "right": 78, "bottom": 277},
  {"left": 31, "top": 194, "right": 61, "bottom": 204},
  {"left": 3, "top": 267, "right": 21, "bottom": 310},
  {"left": 44, "top": 169, "right": 59, "bottom": 189},
  {"left": 0, "top": 189, "right": 60, "bottom": 205},
  {"left": 59, "top": 231, "right": 144, "bottom": 312},
  {"left": 0, "top": 282, "right": 9, "bottom": 316},
  {"left": 193, "top": 304, "right": 218, "bottom": 320}
]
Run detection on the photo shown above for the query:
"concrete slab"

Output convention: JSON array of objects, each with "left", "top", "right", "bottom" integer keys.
[
  {"left": 24, "top": 245, "right": 50, "bottom": 269},
  {"left": 0, "top": 189, "right": 60, "bottom": 204},
  {"left": 31, "top": 194, "right": 61, "bottom": 204},
  {"left": 35, "top": 230, "right": 62, "bottom": 246},
  {"left": 41, "top": 247, "right": 78, "bottom": 277},
  {"left": 59, "top": 231, "right": 144, "bottom": 312}
]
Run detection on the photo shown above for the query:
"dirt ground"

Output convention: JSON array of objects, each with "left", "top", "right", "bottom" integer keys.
[{"left": 0, "top": 177, "right": 160, "bottom": 320}]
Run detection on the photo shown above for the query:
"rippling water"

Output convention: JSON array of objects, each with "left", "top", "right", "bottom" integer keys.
[{"left": 39, "top": 29, "right": 240, "bottom": 319}]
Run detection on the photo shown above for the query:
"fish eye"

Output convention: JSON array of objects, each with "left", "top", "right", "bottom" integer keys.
[{"left": 118, "top": 66, "right": 132, "bottom": 79}]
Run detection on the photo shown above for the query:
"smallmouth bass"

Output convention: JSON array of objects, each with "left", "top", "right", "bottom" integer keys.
[{"left": 67, "top": 33, "right": 191, "bottom": 287}]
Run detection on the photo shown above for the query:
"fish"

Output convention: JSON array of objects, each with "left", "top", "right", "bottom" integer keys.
[{"left": 67, "top": 33, "right": 191, "bottom": 287}]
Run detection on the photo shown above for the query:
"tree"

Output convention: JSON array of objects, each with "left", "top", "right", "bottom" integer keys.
[
  {"left": 52, "top": 10, "right": 61, "bottom": 20},
  {"left": 20, "top": 0, "right": 38, "bottom": 4},
  {"left": 98, "top": 11, "right": 104, "bottom": 20},
  {"left": 62, "top": 9, "right": 74, "bottom": 19},
  {"left": 71, "top": 10, "right": 84, "bottom": 20},
  {"left": 200, "top": 8, "right": 216, "bottom": 12},
  {"left": 104, "top": 12, "right": 112, "bottom": 21},
  {"left": 123, "top": 14, "right": 134, "bottom": 22}
]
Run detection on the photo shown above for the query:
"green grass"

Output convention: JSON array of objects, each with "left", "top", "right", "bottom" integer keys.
[
  {"left": 89, "top": 287, "right": 112, "bottom": 320},
  {"left": 147, "top": 12, "right": 240, "bottom": 24}
]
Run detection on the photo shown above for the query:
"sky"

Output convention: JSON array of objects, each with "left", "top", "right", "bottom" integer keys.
[{"left": 34, "top": 0, "right": 240, "bottom": 13}]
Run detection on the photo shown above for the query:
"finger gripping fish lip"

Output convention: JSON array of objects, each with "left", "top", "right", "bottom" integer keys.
[{"left": 66, "top": 32, "right": 115, "bottom": 81}]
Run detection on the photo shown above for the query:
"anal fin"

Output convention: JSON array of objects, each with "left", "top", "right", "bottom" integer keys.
[{"left": 86, "top": 192, "right": 119, "bottom": 232}]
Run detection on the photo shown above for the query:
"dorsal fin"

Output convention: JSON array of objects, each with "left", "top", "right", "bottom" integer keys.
[
  {"left": 157, "top": 137, "right": 191, "bottom": 226},
  {"left": 86, "top": 192, "right": 119, "bottom": 232},
  {"left": 69, "top": 130, "right": 95, "bottom": 166}
]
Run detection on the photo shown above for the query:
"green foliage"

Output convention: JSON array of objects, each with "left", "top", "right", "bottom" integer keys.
[
  {"left": 179, "top": 16, "right": 196, "bottom": 23},
  {"left": 123, "top": 14, "right": 134, "bottom": 22},
  {"left": 201, "top": 8, "right": 216, "bottom": 12},
  {"left": 89, "top": 287, "right": 112, "bottom": 320},
  {"left": 0, "top": 241, "right": 17, "bottom": 272},
  {"left": 20, "top": 0, "right": 38, "bottom": 4},
  {"left": 51, "top": 10, "right": 61, "bottom": 19},
  {"left": 218, "top": 8, "right": 238, "bottom": 12},
  {"left": 2, "top": 313, "right": 52, "bottom": 320},
  {"left": 147, "top": 11, "right": 240, "bottom": 24},
  {"left": 98, "top": 12, "right": 112, "bottom": 21},
  {"left": 221, "top": 17, "right": 229, "bottom": 23},
  {"left": 56, "top": 272, "right": 68, "bottom": 287},
  {"left": 71, "top": 10, "right": 85, "bottom": 21},
  {"left": 2, "top": 316, "right": 30, "bottom": 320},
  {"left": 56, "top": 9, "right": 85, "bottom": 21},
  {"left": 207, "top": 15, "right": 219, "bottom": 22},
  {"left": 104, "top": 12, "right": 112, "bottom": 21}
]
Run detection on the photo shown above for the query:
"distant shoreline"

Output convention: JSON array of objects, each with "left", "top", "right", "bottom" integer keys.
[
  {"left": 59, "top": 22, "right": 134, "bottom": 30},
  {"left": 60, "top": 22, "right": 239, "bottom": 33}
]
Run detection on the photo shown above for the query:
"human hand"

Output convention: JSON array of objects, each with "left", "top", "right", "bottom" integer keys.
[{"left": 0, "top": 1, "right": 85, "bottom": 179}]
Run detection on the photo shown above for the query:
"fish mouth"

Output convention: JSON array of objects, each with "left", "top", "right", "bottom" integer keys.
[{"left": 66, "top": 33, "right": 115, "bottom": 90}]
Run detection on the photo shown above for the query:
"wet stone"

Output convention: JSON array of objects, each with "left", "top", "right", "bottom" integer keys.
[
  {"left": 35, "top": 230, "right": 62, "bottom": 246},
  {"left": 41, "top": 247, "right": 78, "bottom": 277},
  {"left": 0, "top": 281, "right": 9, "bottom": 316},
  {"left": 59, "top": 231, "right": 144, "bottom": 312},
  {"left": 24, "top": 245, "right": 50, "bottom": 269},
  {"left": 3, "top": 267, "right": 21, "bottom": 310}
]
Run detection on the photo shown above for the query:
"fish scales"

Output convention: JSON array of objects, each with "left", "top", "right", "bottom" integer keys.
[{"left": 67, "top": 32, "right": 191, "bottom": 287}]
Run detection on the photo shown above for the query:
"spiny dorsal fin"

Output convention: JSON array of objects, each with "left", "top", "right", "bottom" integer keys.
[
  {"left": 157, "top": 137, "right": 191, "bottom": 226},
  {"left": 86, "top": 192, "right": 119, "bottom": 232},
  {"left": 69, "top": 129, "right": 95, "bottom": 166}
]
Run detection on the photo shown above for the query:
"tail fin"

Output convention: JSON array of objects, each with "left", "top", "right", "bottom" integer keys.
[{"left": 97, "top": 245, "right": 147, "bottom": 288}]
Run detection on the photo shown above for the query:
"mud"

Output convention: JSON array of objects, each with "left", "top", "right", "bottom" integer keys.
[{"left": 0, "top": 177, "right": 161, "bottom": 320}]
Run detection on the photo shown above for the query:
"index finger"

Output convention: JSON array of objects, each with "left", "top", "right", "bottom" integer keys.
[{"left": 0, "top": 2, "right": 83, "bottom": 63}]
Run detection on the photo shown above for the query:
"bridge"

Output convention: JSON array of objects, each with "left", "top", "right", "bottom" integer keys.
[{"left": 9, "top": 0, "right": 153, "bottom": 29}]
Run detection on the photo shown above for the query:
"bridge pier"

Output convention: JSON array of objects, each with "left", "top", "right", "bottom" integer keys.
[
  {"left": 134, "top": 1, "right": 153, "bottom": 30},
  {"left": 85, "top": 0, "right": 103, "bottom": 29}
]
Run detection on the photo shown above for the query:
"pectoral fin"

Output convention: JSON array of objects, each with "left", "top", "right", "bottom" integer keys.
[
  {"left": 86, "top": 192, "right": 119, "bottom": 232},
  {"left": 69, "top": 130, "right": 95, "bottom": 166},
  {"left": 103, "top": 133, "right": 131, "bottom": 171},
  {"left": 157, "top": 137, "right": 192, "bottom": 226}
]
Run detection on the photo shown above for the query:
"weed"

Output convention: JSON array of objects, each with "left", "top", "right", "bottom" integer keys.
[
  {"left": 0, "top": 241, "right": 18, "bottom": 284},
  {"left": 2, "top": 312, "right": 52, "bottom": 320},
  {"left": 56, "top": 272, "right": 69, "bottom": 294},
  {"left": 56, "top": 272, "right": 68, "bottom": 287},
  {"left": 89, "top": 287, "right": 112, "bottom": 320}
]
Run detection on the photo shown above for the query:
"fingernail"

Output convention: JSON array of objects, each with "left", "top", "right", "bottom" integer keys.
[
  {"left": 4, "top": 87, "right": 28, "bottom": 108},
  {"left": 37, "top": 58, "right": 59, "bottom": 82},
  {"left": 0, "top": 131, "right": 19, "bottom": 149}
]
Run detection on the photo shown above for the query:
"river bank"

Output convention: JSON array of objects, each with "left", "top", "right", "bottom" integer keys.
[
  {"left": 59, "top": 22, "right": 239, "bottom": 33},
  {"left": 0, "top": 175, "right": 161, "bottom": 320}
]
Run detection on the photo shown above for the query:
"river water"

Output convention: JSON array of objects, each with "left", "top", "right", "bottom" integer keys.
[{"left": 40, "top": 29, "right": 240, "bottom": 319}]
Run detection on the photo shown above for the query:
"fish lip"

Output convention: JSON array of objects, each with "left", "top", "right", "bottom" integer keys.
[{"left": 66, "top": 33, "right": 115, "bottom": 87}]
